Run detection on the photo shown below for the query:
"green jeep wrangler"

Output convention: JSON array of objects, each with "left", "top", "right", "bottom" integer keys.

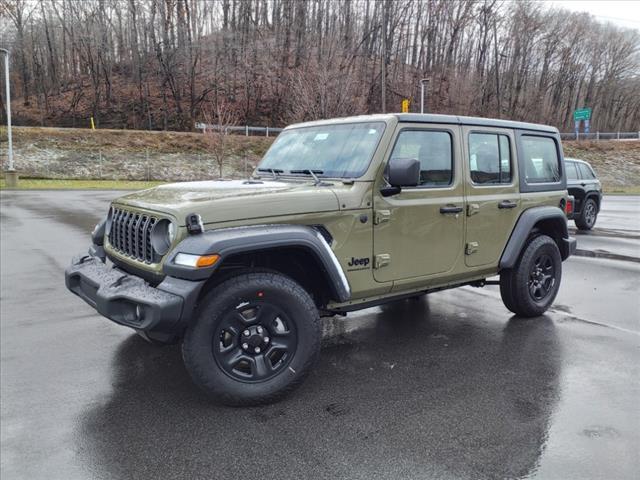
[{"left": 66, "top": 114, "right": 576, "bottom": 405}]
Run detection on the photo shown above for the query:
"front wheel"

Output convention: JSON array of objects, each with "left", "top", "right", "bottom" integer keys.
[
  {"left": 500, "top": 235, "right": 562, "bottom": 317},
  {"left": 182, "top": 272, "right": 321, "bottom": 406}
]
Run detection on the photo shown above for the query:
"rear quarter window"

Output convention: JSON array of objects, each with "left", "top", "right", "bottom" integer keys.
[{"left": 520, "top": 136, "right": 561, "bottom": 184}]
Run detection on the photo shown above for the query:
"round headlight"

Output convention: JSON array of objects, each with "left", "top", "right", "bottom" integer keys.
[{"left": 151, "top": 219, "right": 175, "bottom": 256}]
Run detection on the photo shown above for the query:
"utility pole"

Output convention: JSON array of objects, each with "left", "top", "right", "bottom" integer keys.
[
  {"left": 0, "top": 48, "right": 17, "bottom": 187},
  {"left": 420, "top": 78, "right": 430, "bottom": 113},
  {"left": 381, "top": 0, "right": 386, "bottom": 113}
]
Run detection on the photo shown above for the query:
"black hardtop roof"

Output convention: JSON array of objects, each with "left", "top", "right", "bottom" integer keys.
[
  {"left": 395, "top": 113, "right": 558, "bottom": 133},
  {"left": 287, "top": 113, "right": 559, "bottom": 134}
]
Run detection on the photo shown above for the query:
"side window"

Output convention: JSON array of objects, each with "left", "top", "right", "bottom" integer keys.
[
  {"left": 566, "top": 161, "right": 579, "bottom": 180},
  {"left": 389, "top": 130, "right": 453, "bottom": 187},
  {"left": 578, "top": 163, "right": 596, "bottom": 179},
  {"left": 468, "top": 133, "right": 512, "bottom": 184},
  {"left": 520, "top": 136, "right": 561, "bottom": 184}
]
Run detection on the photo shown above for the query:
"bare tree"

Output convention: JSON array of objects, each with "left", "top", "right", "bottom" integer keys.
[
  {"left": 0, "top": 0, "right": 638, "bottom": 131},
  {"left": 202, "top": 100, "right": 239, "bottom": 179}
]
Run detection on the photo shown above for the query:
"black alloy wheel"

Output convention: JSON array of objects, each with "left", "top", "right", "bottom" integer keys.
[
  {"left": 213, "top": 302, "right": 297, "bottom": 382},
  {"left": 528, "top": 254, "right": 555, "bottom": 301}
]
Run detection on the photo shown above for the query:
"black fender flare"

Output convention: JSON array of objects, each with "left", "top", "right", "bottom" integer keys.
[
  {"left": 500, "top": 206, "right": 574, "bottom": 269},
  {"left": 584, "top": 192, "right": 602, "bottom": 210},
  {"left": 163, "top": 224, "right": 351, "bottom": 302}
]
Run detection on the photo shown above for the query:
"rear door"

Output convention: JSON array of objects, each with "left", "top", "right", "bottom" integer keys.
[
  {"left": 462, "top": 126, "right": 521, "bottom": 267},
  {"left": 577, "top": 162, "right": 600, "bottom": 199}
]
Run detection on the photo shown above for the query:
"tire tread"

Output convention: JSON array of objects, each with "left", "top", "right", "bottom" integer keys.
[{"left": 500, "top": 235, "right": 562, "bottom": 318}]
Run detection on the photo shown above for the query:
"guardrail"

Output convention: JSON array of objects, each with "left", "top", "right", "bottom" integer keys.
[
  {"left": 194, "top": 123, "right": 284, "bottom": 137},
  {"left": 560, "top": 131, "right": 639, "bottom": 141},
  {"left": 194, "top": 125, "right": 639, "bottom": 141}
]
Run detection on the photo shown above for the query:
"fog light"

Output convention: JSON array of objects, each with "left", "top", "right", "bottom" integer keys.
[{"left": 135, "top": 305, "right": 144, "bottom": 321}]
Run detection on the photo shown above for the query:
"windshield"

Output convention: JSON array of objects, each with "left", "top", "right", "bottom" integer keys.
[{"left": 257, "top": 122, "right": 386, "bottom": 178}]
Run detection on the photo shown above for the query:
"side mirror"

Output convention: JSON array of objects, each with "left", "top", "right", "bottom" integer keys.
[{"left": 381, "top": 157, "right": 420, "bottom": 197}]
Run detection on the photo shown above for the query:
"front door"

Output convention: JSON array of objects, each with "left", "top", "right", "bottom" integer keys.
[
  {"left": 462, "top": 127, "right": 521, "bottom": 267},
  {"left": 373, "top": 124, "right": 465, "bottom": 284}
]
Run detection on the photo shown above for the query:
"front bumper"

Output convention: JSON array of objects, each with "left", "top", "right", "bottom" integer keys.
[{"left": 65, "top": 254, "right": 204, "bottom": 343}]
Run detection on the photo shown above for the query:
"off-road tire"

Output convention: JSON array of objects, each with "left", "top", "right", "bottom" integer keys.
[
  {"left": 500, "top": 235, "right": 562, "bottom": 317},
  {"left": 575, "top": 197, "right": 598, "bottom": 230},
  {"left": 182, "top": 272, "right": 321, "bottom": 406}
]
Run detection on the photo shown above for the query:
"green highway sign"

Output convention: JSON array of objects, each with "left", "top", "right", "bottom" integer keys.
[{"left": 574, "top": 108, "right": 592, "bottom": 121}]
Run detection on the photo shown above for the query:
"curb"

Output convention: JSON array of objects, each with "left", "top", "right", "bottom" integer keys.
[
  {"left": 571, "top": 229, "right": 640, "bottom": 241},
  {"left": 574, "top": 248, "right": 640, "bottom": 264}
]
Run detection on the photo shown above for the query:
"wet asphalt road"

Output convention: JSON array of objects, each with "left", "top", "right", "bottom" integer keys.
[
  {"left": 569, "top": 196, "right": 640, "bottom": 262},
  {"left": 1, "top": 191, "right": 639, "bottom": 480}
]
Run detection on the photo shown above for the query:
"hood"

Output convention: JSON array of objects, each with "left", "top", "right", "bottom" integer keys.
[{"left": 115, "top": 179, "right": 341, "bottom": 225}]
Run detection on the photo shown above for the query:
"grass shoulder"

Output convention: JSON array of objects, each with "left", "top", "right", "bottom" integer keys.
[
  {"left": 603, "top": 186, "right": 640, "bottom": 195},
  {"left": 0, "top": 177, "right": 166, "bottom": 190}
]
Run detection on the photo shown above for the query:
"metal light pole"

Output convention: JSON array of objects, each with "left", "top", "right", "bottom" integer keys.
[
  {"left": 1, "top": 48, "right": 13, "bottom": 169},
  {"left": 420, "top": 78, "right": 429, "bottom": 114},
  {"left": 381, "top": 1, "right": 387, "bottom": 113},
  {"left": 0, "top": 48, "right": 17, "bottom": 187}
]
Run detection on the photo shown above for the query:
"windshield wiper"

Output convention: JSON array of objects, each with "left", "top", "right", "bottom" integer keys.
[
  {"left": 257, "top": 168, "right": 283, "bottom": 180},
  {"left": 290, "top": 169, "right": 324, "bottom": 185}
]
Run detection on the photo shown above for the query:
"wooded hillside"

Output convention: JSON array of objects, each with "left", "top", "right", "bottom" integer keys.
[{"left": 1, "top": 0, "right": 639, "bottom": 131}]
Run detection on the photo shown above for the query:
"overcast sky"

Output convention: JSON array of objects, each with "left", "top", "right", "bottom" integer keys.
[{"left": 542, "top": 0, "right": 640, "bottom": 30}]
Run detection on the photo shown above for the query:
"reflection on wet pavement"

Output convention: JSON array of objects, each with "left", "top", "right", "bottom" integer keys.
[{"left": 78, "top": 297, "right": 561, "bottom": 480}]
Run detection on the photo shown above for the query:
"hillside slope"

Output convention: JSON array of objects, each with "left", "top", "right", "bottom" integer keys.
[
  {"left": 1, "top": 127, "right": 638, "bottom": 191},
  {"left": 0, "top": 126, "right": 274, "bottom": 181},
  {"left": 563, "top": 141, "right": 640, "bottom": 192}
]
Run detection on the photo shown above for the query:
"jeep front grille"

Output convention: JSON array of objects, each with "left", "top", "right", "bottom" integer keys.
[{"left": 108, "top": 208, "right": 157, "bottom": 263}]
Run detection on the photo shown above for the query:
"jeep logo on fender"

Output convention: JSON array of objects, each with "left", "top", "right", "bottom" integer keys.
[{"left": 347, "top": 257, "right": 370, "bottom": 270}]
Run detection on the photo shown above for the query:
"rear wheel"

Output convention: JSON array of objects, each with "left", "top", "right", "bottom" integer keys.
[
  {"left": 182, "top": 272, "right": 321, "bottom": 406},
  {"left": 500, "top": 235, "right": 562, "bottom": 317},
  {"left": 575, "top": 197, "right": 598, "bottom": 230}
]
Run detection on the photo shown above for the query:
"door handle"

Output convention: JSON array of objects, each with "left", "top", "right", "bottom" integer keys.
[
  {"left": 498, "top": 200, "right": 518, "bottom": 209},
  {"left": 440, "top": 205, "right": 463, "bottom": 214}
]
